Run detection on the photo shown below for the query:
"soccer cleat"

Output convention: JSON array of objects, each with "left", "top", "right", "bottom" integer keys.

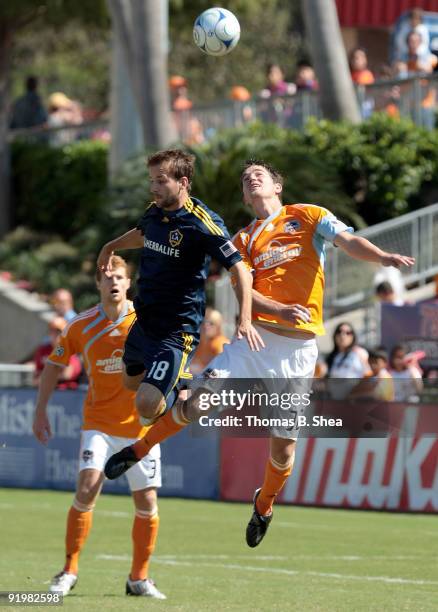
[
  {"left": 48, "top": 571, "right": 77, "bottom": 596},
  {"left": 245, "top": 488, "right": 273, "bottom": 548},
  {"left": 126, "top": 577, "right": 167, "bottom": 599},
  {"left": 104, "top": 445, "right": 139, "bottom": 480}
]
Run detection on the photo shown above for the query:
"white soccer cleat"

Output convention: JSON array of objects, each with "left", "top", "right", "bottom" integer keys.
[
  {"left": 126, "top": 577, "right": 167, "bottom": 599},
  {"left": 49, "top": 571, "right": 77, "bottom": 596}
]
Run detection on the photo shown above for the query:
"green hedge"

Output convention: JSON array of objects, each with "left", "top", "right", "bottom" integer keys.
[
  {"left": 11, "top": 139, "right": 108, "bottom": 238},
  {"left": 5, "top": 115, "right": 438, "bottom": 310}
]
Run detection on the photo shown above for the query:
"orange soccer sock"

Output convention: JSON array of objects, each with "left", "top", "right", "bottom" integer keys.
[
  {"left": 130, "top": 511, "right": 160, "bottom": 581},
  {"left": 63, "top": 503, "right": 94, "bottom": 575},
  {"left": 256, "top": 456, "right": 294, "bottom": 517},
  {"left": 132, "top": 403, "right": 190, "bottom": 460}
]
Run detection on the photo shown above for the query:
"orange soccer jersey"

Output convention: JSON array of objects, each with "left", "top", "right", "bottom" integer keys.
[
  {"left": 233, "top": 204, "right": 352, "bottom": 336},
  {"left": 47, "top": 302, "right": 147, "bottom": 438}
]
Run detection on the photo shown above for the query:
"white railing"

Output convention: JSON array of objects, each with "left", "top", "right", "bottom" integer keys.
[
  {"left": 8, "top": 74, "right": 438, "bottom": 149},
  {"left": 0, "top": 364, "right": 35, "bottom": 388},
  {"left": 324, "top": 202, "right": 438, "bottom": 313}
]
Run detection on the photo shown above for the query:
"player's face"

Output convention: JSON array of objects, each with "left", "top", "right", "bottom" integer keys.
[
  {"left": 241, "top": 165, "right": 282, "bottom": 205},
  {"left": 98, "top": 267, "right": 130, "bottom": 304},
  {"left": 149, "top": 163, "right": 186, "bottom": 210}
]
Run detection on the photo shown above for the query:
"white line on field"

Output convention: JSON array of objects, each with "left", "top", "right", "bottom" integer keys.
[
  {"left": 97, "top": 510, "right": 130, "bottom": 518},
  {"left": 98, "top": 554, "right": 288, "bottom": 561},
  {"left": 97, "top": 555, "right": 437, "bottom": 586},
  {"left": 98, "top": 553, "right": 420, "bottom": 562}
]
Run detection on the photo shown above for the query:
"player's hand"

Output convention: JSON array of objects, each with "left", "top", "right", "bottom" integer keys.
[
  {"left": 278, "top": 304, "right": 311, "bottom": 324},
  {"left": 381, "top": 253, "right": 415, "bottom": 268},
  {"left": 33, "top": 409, "right": 52, "bottom": 445},
  {"left": 236, "top": 319, "right": 265, "bottom": 351},
  {"left": 97, "top": 243, "right": 114, "bottom": 272}
]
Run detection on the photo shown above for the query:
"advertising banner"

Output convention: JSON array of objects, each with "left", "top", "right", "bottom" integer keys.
[
  {"left": 381, "top": 302, "right": 438, "bottom": 369},
  {"left": 0, "top": 389, "right": 220, "bottom": 500},
  {"left": 220, "top": 403, "right": 438, "bottom": 512}
]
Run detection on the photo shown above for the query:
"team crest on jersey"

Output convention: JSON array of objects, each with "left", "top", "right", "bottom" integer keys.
[
  {"left": 54, "top": 345, "right": 64, "bottom": 357},
  {"left": 169, "top": 229, "right": 183, "bottom": 247},
  {"left": 284, "top": 220, "right": 300, "bottom": 234},
  {"left": 82, "top": 449, "right": 93, "bottom": 462}
]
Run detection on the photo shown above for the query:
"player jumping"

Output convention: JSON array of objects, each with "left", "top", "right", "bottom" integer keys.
[
  {"left": 104, "top": 158, "right": 415, "bottom": 549},
  {"left": 100, "top": 149, "right": 263, "bottom": 474}
]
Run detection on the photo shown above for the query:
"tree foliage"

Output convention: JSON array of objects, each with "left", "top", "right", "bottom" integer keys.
[
  {"left": 9, "top": 1, "right": 306, "bottom": 111},
  {"left": 169, "top": 0, "right": 306, "bottom": 102},
  {"left": 4, "top": 116, "right": 438, "bottom": 310}
]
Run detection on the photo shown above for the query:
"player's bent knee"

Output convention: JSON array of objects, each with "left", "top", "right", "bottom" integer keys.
[{"left": 135, "top": 383, "right": 165, "bottom": 419}]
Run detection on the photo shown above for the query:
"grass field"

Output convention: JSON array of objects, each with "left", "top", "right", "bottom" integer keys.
[{"left": 0, "top": 489, "right": 437, "bottom": 611}]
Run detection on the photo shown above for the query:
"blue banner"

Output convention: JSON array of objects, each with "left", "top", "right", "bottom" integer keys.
[
  {"left": 0, "top": 389, "right": 219, "bottom": 500},
  {"left": 381, "top": 302, "right": 438, "bottom": 369}
]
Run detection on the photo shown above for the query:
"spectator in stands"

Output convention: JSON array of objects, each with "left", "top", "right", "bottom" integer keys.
[
  {"left": 33, "top": 317, "right": 82, "bottom": 388},
  {"left": 375, "top": 280, "right": 405, "bottom": 306},
  {"left": 326, "top": 323, "right": 369, "bottom": 378},
  {"left": 169, "top": 75, "right": 193, "bottom": 111},
  {"left": 368, "top": 347, "right": 394, "bottom": 402},
  {"left": 394, "top": 8, "right": 430, "bottom": 62},
  {"left": 183, "top": 117, "right": 205, "bottom": 146},
  {"left": 47, "top": 92, "right": 83, "bottom": 145},
  {"left": 326, "top": 322, "right": 370, "bottom": 399},
  {"left": 348, "top": 48, "right": 375, "bottom": 119},
  {"left": 374, "top": 266, "right": 406, "bottom": 305},
  {"left": 402, "top": 30, "right": 437, "bottom": 128},
  {"left": 350, "top": 347, "right": 394, "bottom": 401},
  {"left": 294, "top": 61, "right": 318, "bottom": 92},
  {"left": 230, "top": 86, "right": 253, "bottom": 124},
  {"left": 190, "top": 307, "right": 230, "bottom": 375},
  {"left": 349, "top": 47, "right": 375, "bottom": 85},
  {"left": 389, "top": 344, "right": 423, "bottom": 402},
  {"left": 169, "top": 75, "right": 198, "bottom": 143},
  {"left": 259, "top": 63, "right": 296, "bottom": 98},
  {"left": 402, "top": 30, "right": 437, "bottom": 73},
  {"left": 10, "top": 76, "right": 48, "bottom": 130},
  {"left": 51, "top": 288, "right": 77, "bottom": 322}
]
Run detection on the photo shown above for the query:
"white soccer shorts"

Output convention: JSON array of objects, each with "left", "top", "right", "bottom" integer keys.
[
  {"left": 203, "top": 324, "right": 318, "bottom": 439},
  {"left": 79, "top": 430, "right": 161, "bottom": 491}
]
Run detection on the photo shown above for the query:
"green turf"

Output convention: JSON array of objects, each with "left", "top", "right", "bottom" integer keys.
[{"left": 0, "top": 489, "right": 437, "bottom": 611}]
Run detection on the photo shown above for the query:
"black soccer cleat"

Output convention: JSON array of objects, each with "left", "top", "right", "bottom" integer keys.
[
  {"left": 245, "top": 487, "right": 273, "bottom": 548},
  {"left": 104, "top": 445, "right": 139, "bottom": 480}
]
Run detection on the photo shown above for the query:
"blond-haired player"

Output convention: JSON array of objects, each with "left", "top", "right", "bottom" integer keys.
[{"left": 32, "top": 256, "right": 166, "bottom": 599}]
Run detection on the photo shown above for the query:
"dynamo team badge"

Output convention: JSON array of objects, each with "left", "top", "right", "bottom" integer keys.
[
  {"left": 169, "top": 229, "right": 183, "bottom": 247},
  {"left": 284, "top": 220, "right": 300, "bottom": 234}
]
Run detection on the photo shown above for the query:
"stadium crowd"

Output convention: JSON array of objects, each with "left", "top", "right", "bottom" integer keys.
[{"left": 8, "top": 7, "right": 438, "bottom": 149}]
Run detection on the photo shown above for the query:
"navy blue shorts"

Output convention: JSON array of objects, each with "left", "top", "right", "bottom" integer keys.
[{"left": 122, "top": 321, "right": 196, "bottom": 402}]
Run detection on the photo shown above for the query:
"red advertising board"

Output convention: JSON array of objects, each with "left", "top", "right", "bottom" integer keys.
[{"left": 220, "top": 404, "right": 438, "bottom": 512}]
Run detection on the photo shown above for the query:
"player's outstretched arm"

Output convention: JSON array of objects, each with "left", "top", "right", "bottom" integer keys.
[
  {"left": 230, "top": 261, "right": 265, "bottom": 351},
  {"left": 97, "top": 228, "right": 144, "bottom": 271},
  {"left": 252, "top": 290, "right": 311, "bottom": 325},
  {"left": 334, "top": 231, "right": 415, "bottom": 268},
  {"left": 33, "top": 362, "right": 63, "bottom": 445}
]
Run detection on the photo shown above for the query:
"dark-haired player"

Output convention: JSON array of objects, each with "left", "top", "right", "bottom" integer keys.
[{"left": 99, "top": 149, "right": 263, "bottom": 476}]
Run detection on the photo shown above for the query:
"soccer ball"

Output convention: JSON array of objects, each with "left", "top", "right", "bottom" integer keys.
[{"left": 193, "top": 7, "right": 240, "bottom": 56}]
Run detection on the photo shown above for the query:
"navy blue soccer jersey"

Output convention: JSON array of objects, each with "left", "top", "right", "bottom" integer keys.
[{"left": 134, "top": 197, "right": 241, "bottom": 339}]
